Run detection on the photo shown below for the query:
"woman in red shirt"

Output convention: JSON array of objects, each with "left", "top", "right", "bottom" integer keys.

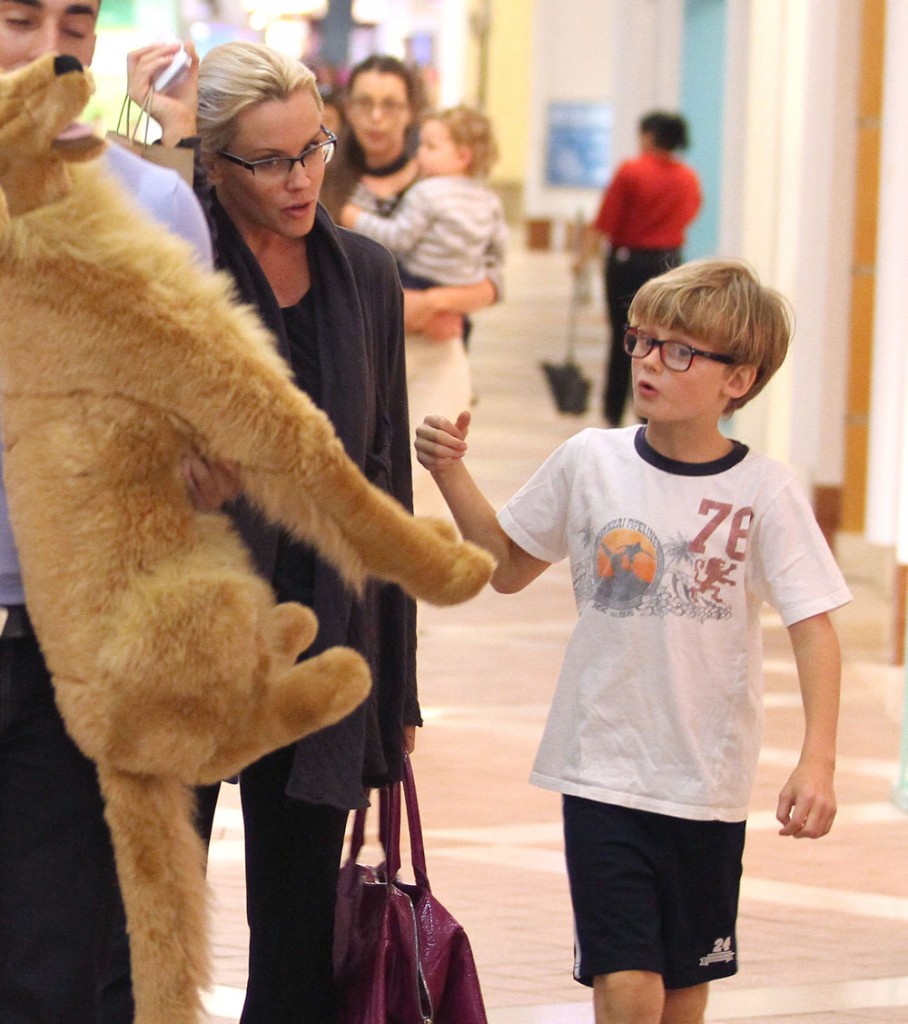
[{"left": 578, "top": 112, "right": 701, "bottom": 426}]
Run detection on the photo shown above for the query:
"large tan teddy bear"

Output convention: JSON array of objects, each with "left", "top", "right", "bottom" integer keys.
[{"left": 0, "top": 54, "right": 493, "bottom": 1024}]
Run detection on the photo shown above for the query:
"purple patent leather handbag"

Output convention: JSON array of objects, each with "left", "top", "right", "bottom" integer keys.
[{"left": 334, "top": 754, "right": 489, "bottom": 1024}]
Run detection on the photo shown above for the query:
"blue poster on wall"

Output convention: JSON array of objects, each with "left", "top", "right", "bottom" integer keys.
[{"left": 545, "top": 101, "right": 612, "bottom": 188}]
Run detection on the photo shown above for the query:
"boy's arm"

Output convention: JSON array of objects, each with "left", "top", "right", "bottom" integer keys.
[
  {"left": 487, "top": 211, "right": 509, "bottom": 277},
  {"left": 348, "top": 189, "right": 430, "bottom": 256},
  {"left": 776, "top": 612, "right": 841, "bottom": 839},
  {"left": 478, "top": 200, "right": 508, "bottom": 299},
  {"left": 414, "top": 412, "right": 550, "bottom": 594}
]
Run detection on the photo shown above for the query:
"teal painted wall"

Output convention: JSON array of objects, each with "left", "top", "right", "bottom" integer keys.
[
  {"left": 680, "top": 0, "right": 727, "bottom": 260},
  {"left": 98, "top": 0, "right": 136, "bottom": 29},
  {"left": 99, "top": 0, "right": 178, "bottom": 31}
]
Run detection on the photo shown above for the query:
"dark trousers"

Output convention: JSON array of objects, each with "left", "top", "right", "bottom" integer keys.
[
  {"left": 196, "top": 746, "right": 350, "bottom": 1024},
  {"left": 603, "top": 247, "right": 681, "bottom": 426},
  {"left": 0, "top": 635, "right": 119, "bottom": 1023}
]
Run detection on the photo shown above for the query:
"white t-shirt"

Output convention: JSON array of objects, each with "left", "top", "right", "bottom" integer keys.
[{"left": 497, "top": 426, "right": 852, "bottom": 822}]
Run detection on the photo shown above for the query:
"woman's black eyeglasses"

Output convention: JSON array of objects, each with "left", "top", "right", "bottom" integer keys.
[{"left": 218, "top": 128, "right": 337, "bottom": 178}]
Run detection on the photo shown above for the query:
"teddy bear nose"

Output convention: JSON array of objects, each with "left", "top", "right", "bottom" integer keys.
[{"left": 53, "top": 55, "right": 84, "bottom": 77}]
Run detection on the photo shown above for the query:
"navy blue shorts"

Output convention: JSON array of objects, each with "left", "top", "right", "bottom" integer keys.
[{"left": 563, "top": 796, "right": 746, "bottom": 990}]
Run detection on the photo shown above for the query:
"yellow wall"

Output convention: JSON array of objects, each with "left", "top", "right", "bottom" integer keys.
[{"left": 466, "top": 1, "right": 532, "bottom": 198}]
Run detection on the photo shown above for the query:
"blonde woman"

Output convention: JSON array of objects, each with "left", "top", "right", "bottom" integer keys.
[{"left": 123, "top": 40, "right": 419, "bottom": 1023}]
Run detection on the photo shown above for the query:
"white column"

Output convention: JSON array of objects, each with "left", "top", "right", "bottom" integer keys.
[
  {"left": 717, "top": 0, "right": 749, "bottom": 258},
  {"left": 734, "top": 0, "right": 857, "bottom": 491},
  {"left": 436, "top": 0, "right": 469, "bottom": 107},
  {"left": 523, "top": 0, "right": 685, "bottom": 223},
  {"left": 524, "top": 0, "right": 615, "bottom": 222},
  {"left": 866, "top": 2, "right": 908, "bottom": 554},
  {"left": 733, "top": 0, "right": 787, "bottom": 455},
  {"left": 609, "top": 0, "right": 683, "bottom": 169},
  {"left": 777, "top": 0, "right": 856, "bottom": 486}
]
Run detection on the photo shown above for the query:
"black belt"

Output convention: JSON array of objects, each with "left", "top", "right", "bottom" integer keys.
[
  {"left": 611, "top": 246, "right": 681, "bottom": 262},
  {"left": 0, "top": 605, "right": 34, "bottom": 640}
]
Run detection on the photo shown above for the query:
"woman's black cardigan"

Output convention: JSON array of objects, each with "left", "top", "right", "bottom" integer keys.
[{"left": 209, "top": 196, "right": 419, "bottom": 809}]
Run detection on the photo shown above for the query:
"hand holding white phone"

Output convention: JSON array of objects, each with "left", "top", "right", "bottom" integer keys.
[{"left": 153, "top": 43, "right": 191, "bottom": 94}]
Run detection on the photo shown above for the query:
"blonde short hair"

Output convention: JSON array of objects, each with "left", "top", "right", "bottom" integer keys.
[
  {"left": 426, "top": 105, "right": 499, "bottom": 178},
  {"left": 628, "top": 258, "right": 793, "bottom": 412},
  {"left": 197, "top": 42, "right": 322, "bottom": 157}
]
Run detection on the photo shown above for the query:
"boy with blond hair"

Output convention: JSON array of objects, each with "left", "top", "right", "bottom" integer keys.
[{"left": 414, "top": 259, "right": 851, "bottom": 1024}]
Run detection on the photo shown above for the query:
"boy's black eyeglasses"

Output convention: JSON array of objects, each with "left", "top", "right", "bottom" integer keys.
[
  {"left": 218, "top": 128, "right": 337, "bottom": 178},
  {"left": 623, "top": 326, "right": 736, "bottom": 373}
]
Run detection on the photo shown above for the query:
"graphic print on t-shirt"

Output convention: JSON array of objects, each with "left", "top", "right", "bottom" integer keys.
[
  {"left": 590, "top": 519, "right": 663, "bottom": 611},
  {"left": 578, "top": 500, "right": 749, "bottom": 622}
]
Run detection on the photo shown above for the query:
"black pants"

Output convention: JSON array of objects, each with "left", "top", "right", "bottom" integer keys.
[
  {"left": 603, "top": 247, "right": 681, "bottom": 426},
  {"left": 0, "top": 636, "right": 119, "bottom": 1024},
  {"left": 198, "top": 747, "right": 350, "bottom": 1024}
]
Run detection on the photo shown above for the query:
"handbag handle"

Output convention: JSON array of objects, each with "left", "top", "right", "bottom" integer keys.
[
  {"left": 399, "top": 753, "right": 430, "bottom": 888},
  {"left": 350, "top": 753, "right": 430, "bottom": 888},
  {"left": 115, "top": 87, "right": 157, "bottom": 147},
  {"left": 381, "top": 753, "right": 430, "bottom": 887}
]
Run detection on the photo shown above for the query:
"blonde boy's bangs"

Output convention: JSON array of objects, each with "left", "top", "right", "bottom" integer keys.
[
  {"left": 627, "top": 280, "right": 727, "bottom": 349},
  {"left": 627, "top": 259, "right": 793, "bottom": 412}
]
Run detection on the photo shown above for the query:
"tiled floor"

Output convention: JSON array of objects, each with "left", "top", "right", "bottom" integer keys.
[{"left": 203, "top": 244, "right": 908, "bottom": 1023}]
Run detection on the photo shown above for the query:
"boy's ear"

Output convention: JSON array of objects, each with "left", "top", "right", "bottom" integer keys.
[
  {"left": 724, "top": 363, "right": 757, "bottom": 400},
  {"left": 455, "top": 145, "right": 474, "bottom": 174}
]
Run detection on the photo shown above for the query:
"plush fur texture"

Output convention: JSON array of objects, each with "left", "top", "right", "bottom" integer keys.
[{"left": 0, "top": 55, "right": 494, "bottom": 1023}]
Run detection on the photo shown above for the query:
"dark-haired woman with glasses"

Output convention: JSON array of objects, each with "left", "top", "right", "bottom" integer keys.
[
  {"left": 121, "top": 40, "right": 419, "bottom": 1024},
  {"left": 320, "top": 54, "right": 423, "bottom": 222},
  {"left": 323, "top": 54, "right": 499, "bottom": 335},
  {"left": 321, "top": 56, "right": 500, "bottom": 500}
]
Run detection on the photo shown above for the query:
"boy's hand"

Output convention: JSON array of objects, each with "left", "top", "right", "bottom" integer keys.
[
  {"left": 781, "top": 613, "right": 840, "bottom": 840},
  {"left": 776, "top": 761, "right": 836, "bottom": 839},
  {"left": 414, "top": 411, "right": 470, "bottom": 474}
]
